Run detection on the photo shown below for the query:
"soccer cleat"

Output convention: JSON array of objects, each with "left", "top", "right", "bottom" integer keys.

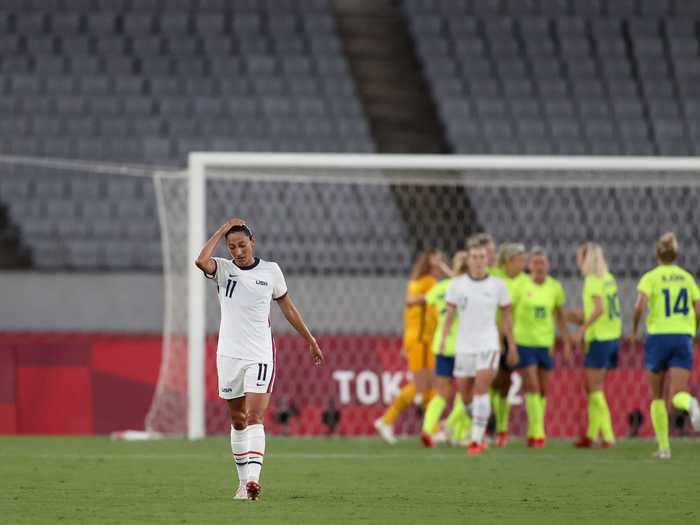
[
  {"left": 420, "top": 432, "right": 436, "bottom": 449},
  {"left": 689, "top": 398, "right": 700, "bottom": 431},
  {"left": 233, "top": 486, "right": 248, "bottom": 500},
  {"left": 527, "top": 437, "right": 535, "bottom": 448},
  {"left": 373, "top": 418, "right": 397, "bottom": 445},
  {"left": 653, "top": 448, "right": 671, "bottom": 460},
  {"left": 246, "top": 480, "right": 261, "bottom": 500},
  {"left": 601, "top": 441, "right": 615, "bottom": 449},
  {"left": 533, "top": 438, "right": 546, "bottom": 449},
  {"left": 480, "top": 439, "right": 490, "bottom": 451},
  {"left": 573, "top": 436, "right": 594, "bottom": 448},
  {"left": 495, "top": 432, "right": 508, "bottom": 448},
  {"left": 467, "top": 441, "right": 484, "bottom": 456}
]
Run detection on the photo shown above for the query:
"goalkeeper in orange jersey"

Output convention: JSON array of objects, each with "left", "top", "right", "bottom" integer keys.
[{"left": 374, "top": 249, "right": 449, "bottom": 444}]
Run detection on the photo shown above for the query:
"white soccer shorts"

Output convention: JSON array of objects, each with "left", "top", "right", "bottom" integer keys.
[
  {"left": 216, "top": 355, "right": 275, "bottom": 400},
  {"left": 453, "top": 350, "right": 500, "bottom": 378}
]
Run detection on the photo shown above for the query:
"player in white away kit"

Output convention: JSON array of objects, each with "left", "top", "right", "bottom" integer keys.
[
  {"left": 438, "top": 241, "right": 517, "bottom": 455},
  {"left": 195, "top": 218, "right": 323, "bottom": 501}
]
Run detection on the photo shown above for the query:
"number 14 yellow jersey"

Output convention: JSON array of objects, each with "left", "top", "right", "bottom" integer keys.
[{"left": 637, "top": 264, "right": 700, "bottom": 336}]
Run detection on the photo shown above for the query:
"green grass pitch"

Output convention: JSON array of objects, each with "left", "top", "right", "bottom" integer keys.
[{"left": 2, "top": 436, "right": 698, "bottom": 524}]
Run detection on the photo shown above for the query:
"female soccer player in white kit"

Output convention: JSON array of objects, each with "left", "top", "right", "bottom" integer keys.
[
  {"left": 439, "top": 241, "right": 517, "bottom": 455},
  {"left": 195, "top": 218, "right": 323, "bottom": 500}
]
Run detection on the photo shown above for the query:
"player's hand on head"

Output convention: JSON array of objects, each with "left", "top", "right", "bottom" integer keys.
[{"left": 309, "top": 340, "right": 323, "bottom": 366}]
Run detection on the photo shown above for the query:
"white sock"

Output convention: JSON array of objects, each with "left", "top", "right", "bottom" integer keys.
[
  {"left": 470, "top": 394, "right": 491, "bottom": 444},
  {"left": 230, "top": 425, "right": 249, "bottom": 488},
  {"left": 246, "top": 424, "right": 266, "bottom": 483}
]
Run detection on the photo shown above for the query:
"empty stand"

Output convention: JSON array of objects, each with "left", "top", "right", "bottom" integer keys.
[
  {"left": 0, "top": 1, "right": 373, "bottom": 163},
  {"left": 404, "top": 0, "right": 700, "bottom": 156},
  {"left": 0, "top": 0, "right": 374, "bottom": 270}
]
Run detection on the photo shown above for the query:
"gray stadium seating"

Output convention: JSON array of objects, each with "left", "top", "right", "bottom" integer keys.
[
  {"left": 403, "top": 0, "right": 700, "bottom": 156},
  {"left": 0, "top": 0, "right": 373, "bottom": 271},
  {"left": 0, "top": 0, "right": 373, "bottom": 166}
]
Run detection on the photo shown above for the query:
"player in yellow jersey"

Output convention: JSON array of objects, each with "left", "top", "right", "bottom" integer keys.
[
  {"left": 514, "top": 247, "right": 571, "bottom": 448},
  {"left": 570, "top": 242, "right": 622, "bottom": 449},
  {"left": 420, "top": 251, "right": 469, "bottom": 448},
  {"left": 374, "top": 248, "right": 447, "bottom": 444},
  {"left": 631, "top": 233, "right": 700, "bottom": 459},
  {"left": 489, "top": 242, "right": 529, "bottom": 447}
]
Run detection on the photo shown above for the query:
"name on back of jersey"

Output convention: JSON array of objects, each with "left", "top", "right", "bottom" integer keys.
[{"left": 661, "top": 274, "right": 685, "bottom": 282}]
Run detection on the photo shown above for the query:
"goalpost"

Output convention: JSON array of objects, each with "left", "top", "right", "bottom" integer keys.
[{"left": 147, "top": 153, "right": 700, "bottom": 440}]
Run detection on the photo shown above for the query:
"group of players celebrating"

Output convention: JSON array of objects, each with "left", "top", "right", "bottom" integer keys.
[{"left": 374, "top": 232, "right": 700, "bottom": 458}]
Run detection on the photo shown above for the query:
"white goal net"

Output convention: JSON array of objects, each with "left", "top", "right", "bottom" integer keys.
[{"left": 145, "top": 154, "right": 700, "bottom": 440}]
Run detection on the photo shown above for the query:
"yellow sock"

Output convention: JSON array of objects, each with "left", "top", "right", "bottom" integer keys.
[
  {"left": 650, "top": 399, "right": 670, "bottom": 450},
  {"left": 598, "top": 393, "right": 614, "bottom": 444},
  {"left": 382, "top": 383, "right": 416, "bottom": 425},
  {"left": 525, "top": 393, "right": 541, "bottom": 439},
  {"left": 495, "top": 395, "right": 510, "bottom": 434},
  {"left": 446, "top": 394, "right": 464, "bottom": 429},
  {"left": 489, "top": 388, "right": 499, "bottom": 417},
  {"left": 538, "top": 396, "right": 547, "bottom": 439},
  {"left": 586, "top": 392, "right": 602, "bottom": 441},
  {"left": 422, "top": 395, "right": 446, "bottom": 434},
  {"left": 451, "top": 410, "right": 471, "bottom": 443}
]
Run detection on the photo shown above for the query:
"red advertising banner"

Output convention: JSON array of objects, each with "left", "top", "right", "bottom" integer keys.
[{"left": 1, "top": 333, "right": 698, "bottom": 439}]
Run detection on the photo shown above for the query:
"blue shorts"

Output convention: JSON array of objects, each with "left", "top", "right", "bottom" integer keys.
[
  {"left": 435, "top": 354, "right": 455, "bottom": 377},
  {"left": 644, "top": 334, "right": 693, "bottom": 373},
  {"left": 515, "top": 346, "right": 553, "bottom": 370},
  {"left": 584, "top": 339, "right": 620, "bottom": 369}
]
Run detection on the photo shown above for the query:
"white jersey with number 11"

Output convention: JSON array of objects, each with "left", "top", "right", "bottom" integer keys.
[{"left": 207, "top": 257, "right": 288, "bottom": 363}]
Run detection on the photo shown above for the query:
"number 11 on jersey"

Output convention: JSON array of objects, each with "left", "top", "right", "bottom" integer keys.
[{"left": 225, "top": 279, "right": 237, "bottom": 298}]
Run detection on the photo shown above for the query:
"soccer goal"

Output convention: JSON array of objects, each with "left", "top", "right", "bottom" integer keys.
[{"left": 144, "top": 153, "right": 700, "bottom": 440}]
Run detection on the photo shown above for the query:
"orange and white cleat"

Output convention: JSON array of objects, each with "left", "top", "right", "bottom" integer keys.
[
  {"left": 601, "top": 440, "right": 615, "bottom": 449},
  {"left": 420, "top": 432, "right": 436, "bottom": 448},
  {"left": 573, "top": 436, "right": 594, "bottom": 448},
  {"left": 467, "top": 441, "right": 484, "bottom": 456},
  {"left": 495, "top": 432, "right": 508, "bottom": 448},
  {"left": 533, "top": 438, "right": 546, "bottom": 449},
  {"left": 246, "top": 480, "right": 261, "bottom": 501}
]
